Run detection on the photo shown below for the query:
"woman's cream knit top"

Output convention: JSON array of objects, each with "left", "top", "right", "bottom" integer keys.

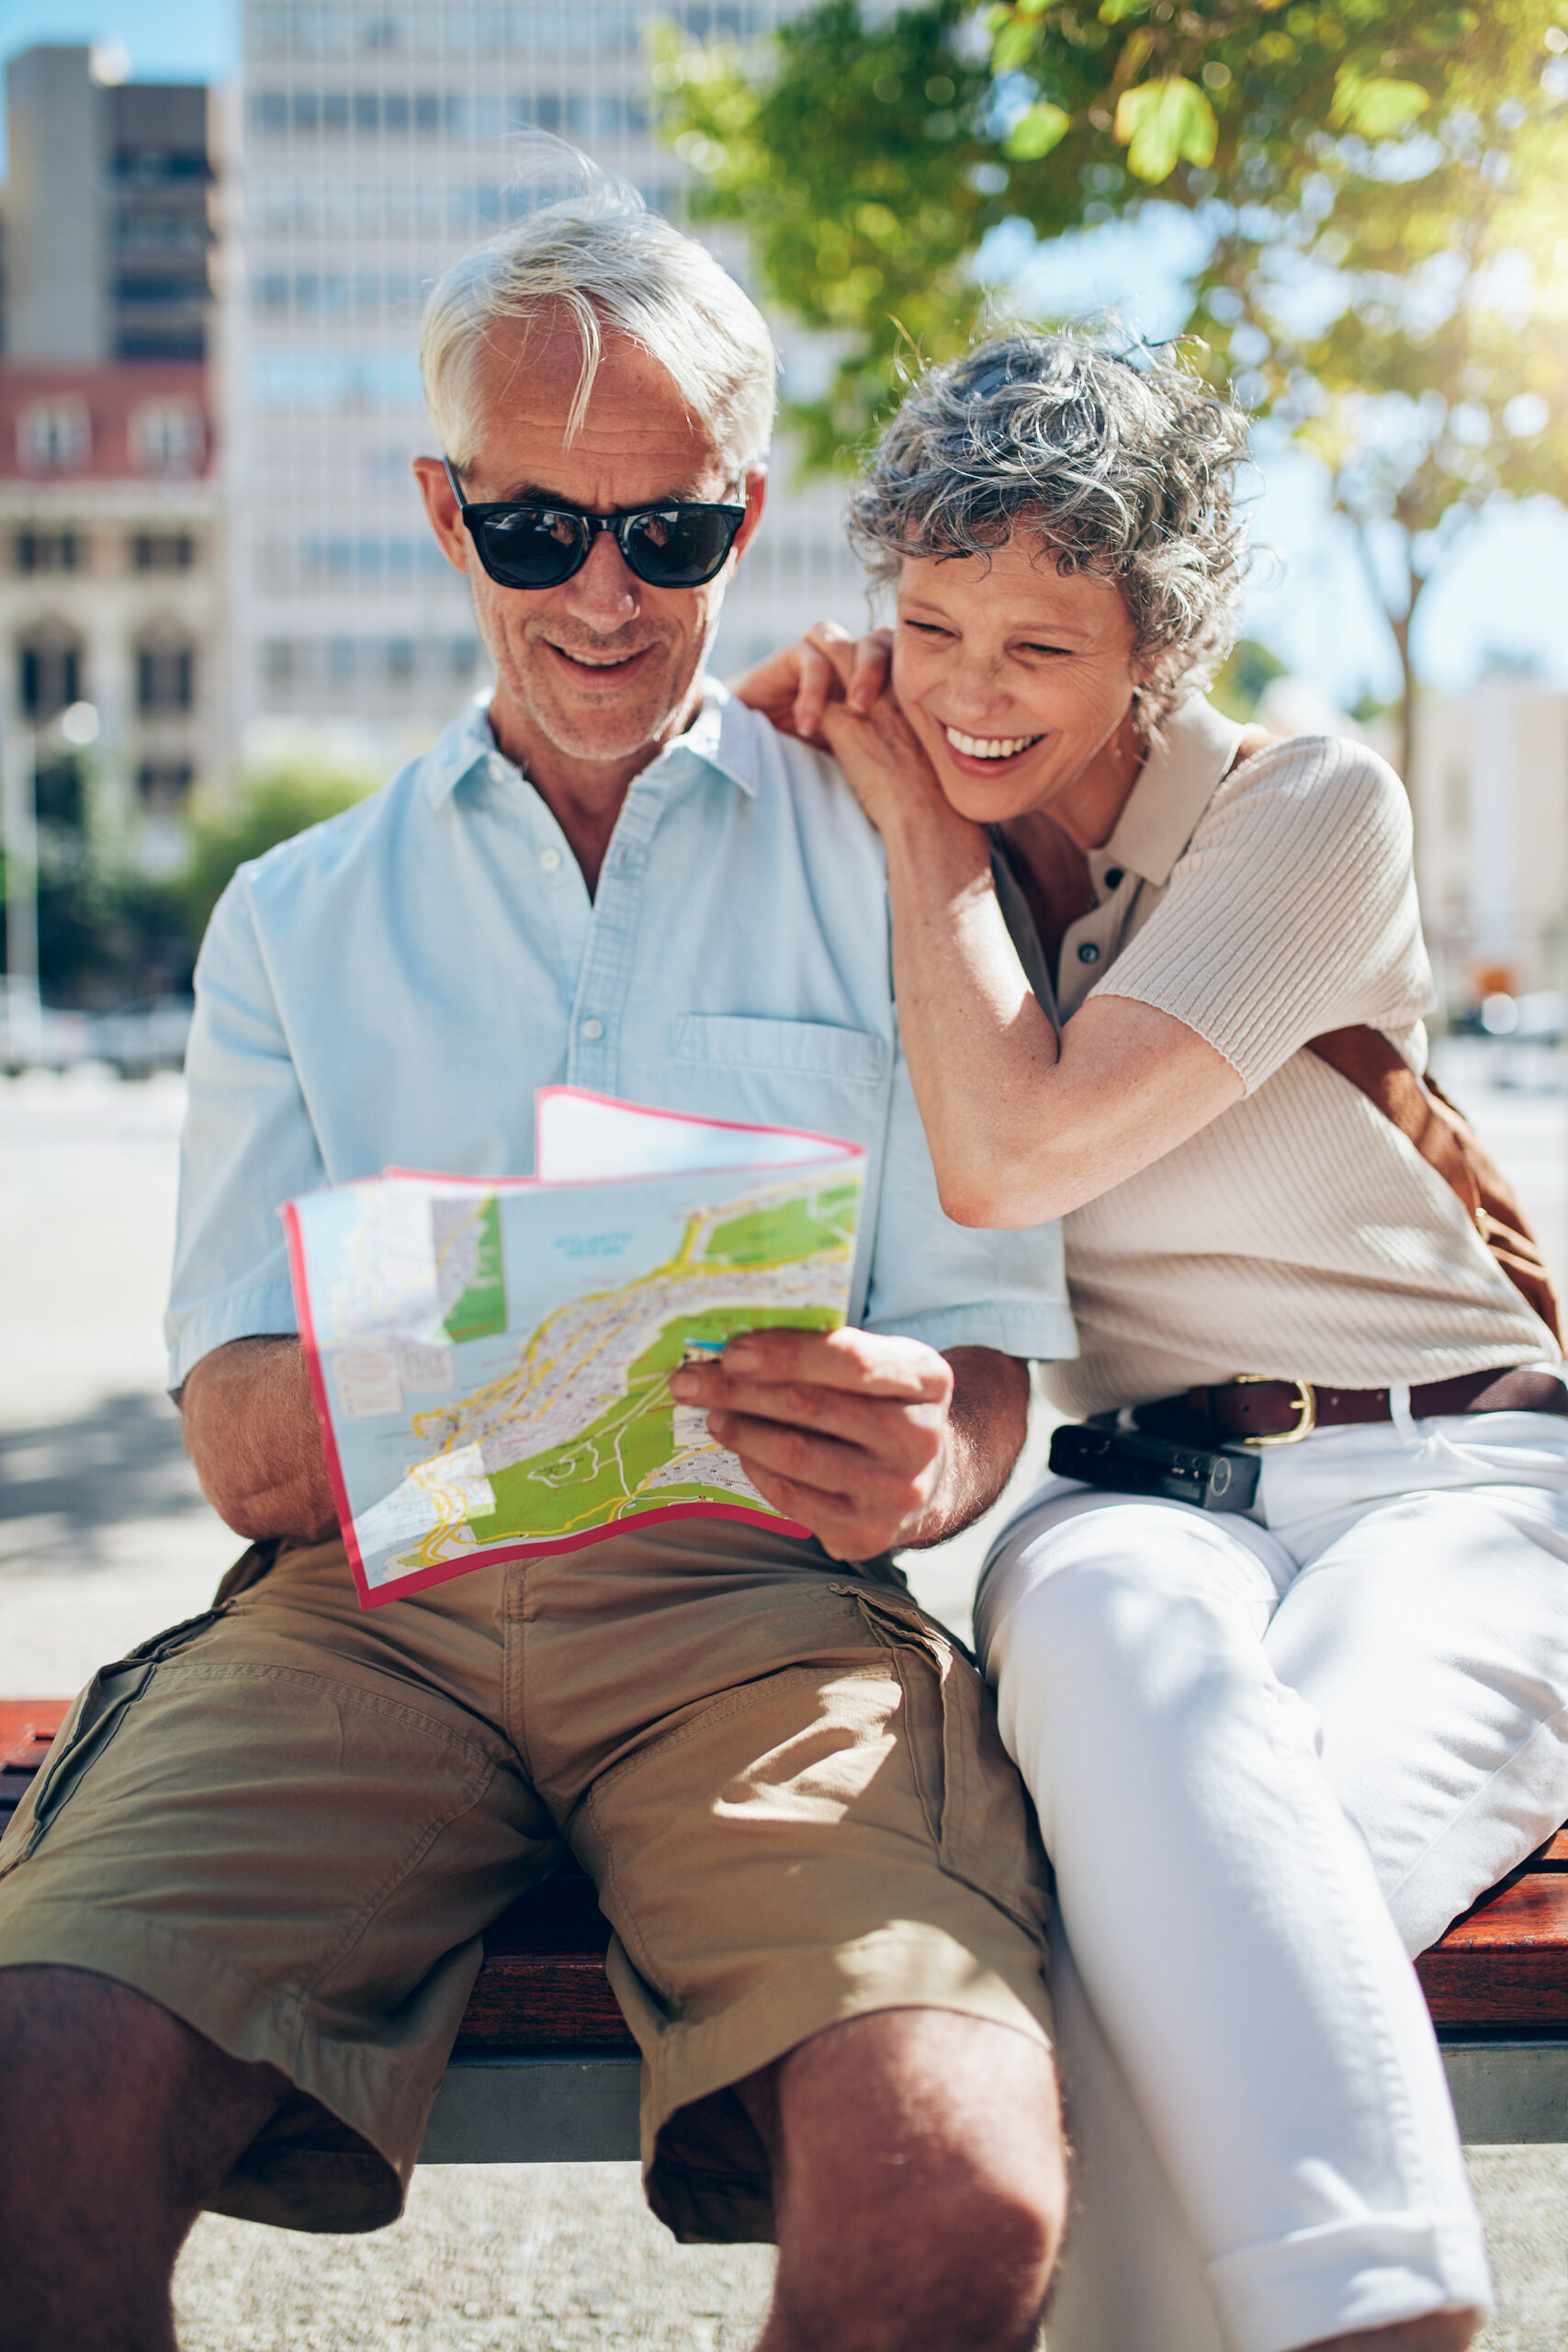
[{"left": 1031, "top": 695, "right": 1558, "bottom": 1419}]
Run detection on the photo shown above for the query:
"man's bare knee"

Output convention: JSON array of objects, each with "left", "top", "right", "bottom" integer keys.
[
  {"left": 748, "top": 2007, "right": 1066, "bottom": 2352},
  {"left": 0, "top": 1965, "right": 287, "bottom": 2352}
]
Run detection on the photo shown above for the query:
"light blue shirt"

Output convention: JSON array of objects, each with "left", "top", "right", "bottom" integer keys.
[{"left": 166, "top": 684, "right": 1075, "bottom": 1387}]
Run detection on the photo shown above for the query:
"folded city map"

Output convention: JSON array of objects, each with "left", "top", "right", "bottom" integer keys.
[{"left": 283, "top": 1088, "right": 866, "bottom": 1608}]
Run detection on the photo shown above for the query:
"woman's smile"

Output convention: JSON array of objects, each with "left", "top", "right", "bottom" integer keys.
[{"left": 938, "top": 722, "right": 1047, "bottom": 778}]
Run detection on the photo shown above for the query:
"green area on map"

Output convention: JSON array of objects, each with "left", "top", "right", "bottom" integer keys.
[
  {"left": 474, "top": 1301, "right": 842, "bottom": 1539},
  {"left": 706, "top": 1182, "right": 860, "bottom": 1268},
  {"left": 403, "top": 1177, "right": 859, "bottom": 1565},
  {"left": 442, "top": 1196, "right": 506, "bottom": 1342}
]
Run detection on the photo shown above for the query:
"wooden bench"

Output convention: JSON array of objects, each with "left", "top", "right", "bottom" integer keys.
[{"left": 6, "top": 1698, "right": 1567, "bottom": 2158}]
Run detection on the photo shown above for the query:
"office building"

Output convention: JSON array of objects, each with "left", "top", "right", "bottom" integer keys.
[
  {"left": 4, "top": 45, "right": 215, "bottom": 367},
  {"left": 233, "top": 0, "right": 869, "bottom": 766}
]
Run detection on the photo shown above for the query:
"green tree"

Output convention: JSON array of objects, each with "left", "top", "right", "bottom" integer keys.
[
  {"left": 1210, "top": 79, "right": 1568, "bottom": 774},
  {"left": 1210, "top": 635, "right": 1288, "bottom": 719},
  {"left": 178, "top": 758, "right": 379, "bottom": 949},
  {"left": 658, "top": 0, "right": 1568, "bottom": 774}
]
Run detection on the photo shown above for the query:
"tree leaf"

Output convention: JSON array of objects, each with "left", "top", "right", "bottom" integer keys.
[
  {"left": 990, "top": 13, "right": 1044, "bottom": 73},
  {"left": 1330, "top": 72, "right": 1430, "bottom": 138},
  {"left": 1004, "top": 99, "right": 1071, "bottom": 160},
  {"left": 1098, "top": 0, "right": 1148, "bottom": 21},
  {"left": 1113, "top": 77, "right": 1217, "bottom": 183}
]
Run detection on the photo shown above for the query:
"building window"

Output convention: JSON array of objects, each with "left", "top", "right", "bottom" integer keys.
[
  {"left": 261, "top": 639, "right": 294, "bottom": 689},
  {"left": 17, "top": 398, "right": 91, "bottom": 473},
  {"left": 14, "top": 530, "right": 83, "bottom": 574},
  {"left": 131, "top": 532, "right": 196, "bottom": 572},
  {"left": 136, "top": 761, "right": 195, "bottom": 813},
  {"left": 130, "top": 400, "right": 206, "bottom": 474},
  {"left": 326, "top": 638, "right": 355, "bottom": 684},
  {"left": 450, "top": 636, "right": 481, "bottom": 680},
  {"left": 387, "top": 637, "right": 415, "bottom": 682},
  {"left": 19, "top": 630, "right": 84, "bottom": 720},
  {"left": 136, "top": 640, "right": 196, "bottom": 715}
]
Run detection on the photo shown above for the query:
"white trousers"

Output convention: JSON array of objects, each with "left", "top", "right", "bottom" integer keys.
[{"left": 975, "top": 1407, "right": 1568, "bottom": 2352}]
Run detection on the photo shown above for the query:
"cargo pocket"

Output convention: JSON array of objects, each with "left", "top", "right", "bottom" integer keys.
[
  {"left": 829, "top": 1581, "right": 1049, "bottom": 1940},
  {"left": 0, "top": 1604, "right": 230, "bottom": 1871}
]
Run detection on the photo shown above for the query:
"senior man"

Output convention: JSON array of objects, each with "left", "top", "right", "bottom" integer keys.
[{"left": 0, "top": 185, "right": 1075, "bottom": 2352}]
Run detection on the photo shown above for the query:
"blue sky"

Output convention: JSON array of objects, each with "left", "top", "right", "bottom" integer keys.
[
  {"left": 3, "top": 0, "right": 1564, "bottom": 708},
  {"left": 0, "top": 0, "right": 238, "bottom": 86}
]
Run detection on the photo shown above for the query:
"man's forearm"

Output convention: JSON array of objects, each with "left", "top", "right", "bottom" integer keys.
[
  {"left": 905, "top": 1348, "right": 1031, "bottom": 1550},
  {"left": 179, "top": 1336, "right": 338, "bottom": 1542}
]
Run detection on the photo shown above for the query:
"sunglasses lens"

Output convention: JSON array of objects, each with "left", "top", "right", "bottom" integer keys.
[
  {"left": 622, "top": 507, "right": 739, "bottom": 587},
  {"left": 474, "top": 507, "right": 584, "bottom": 588}
]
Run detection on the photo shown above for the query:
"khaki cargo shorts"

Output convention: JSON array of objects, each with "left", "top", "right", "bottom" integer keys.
[{"left": 0, "top": 1518, "right": 1052, "bottom": 2244}]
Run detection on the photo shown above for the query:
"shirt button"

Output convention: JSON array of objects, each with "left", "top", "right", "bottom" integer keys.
[
  {"left": 539, "top": 847, "right": 561, "bottom": 872},
  {"left": 1077, "top": 941, "right": 1101, "bottom": 966},
  {"left": 580, "top": 1017, "right": 604, "bottom": 1042},
  {"left": 1104, "top": 866, "right": 1124, "bottom": 890},
  {"left": 488, "top": 756, "right": 507, "bottom": 783}
]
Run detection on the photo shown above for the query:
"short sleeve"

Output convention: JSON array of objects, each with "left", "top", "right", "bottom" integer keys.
[
  {"left": 860, "top": 1018, "right": 1078, "bottom": 1363},
  {"left": 164, "top": 875, "right": 326, "bottom": 1388},
  {"left": 1089, "top": 734, "right": 1434, "bottom": 1091}
]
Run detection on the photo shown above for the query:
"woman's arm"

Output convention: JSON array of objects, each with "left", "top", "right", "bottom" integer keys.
[{"left": 819, "top": 695, "right": 1242, "bottom": 1228}]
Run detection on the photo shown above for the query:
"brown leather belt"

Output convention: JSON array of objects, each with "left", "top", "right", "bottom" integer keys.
[{"left": 1134, "top": 1365, "right": 1568, "bottom": 1448}]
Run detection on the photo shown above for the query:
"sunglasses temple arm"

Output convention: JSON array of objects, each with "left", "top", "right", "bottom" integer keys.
[{"left": 441, "top": 455, "right": 467, "bottom": 508}]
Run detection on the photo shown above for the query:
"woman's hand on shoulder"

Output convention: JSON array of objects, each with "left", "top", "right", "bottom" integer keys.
[
  {"left": 729, "top": 620, "right": 976, "bottom": 850},
  {"left": 816, "top": 677, "right": 960, "bottom": 842},
  {"left": 728, "top": 622, "right": 891, "bottom": 747}
]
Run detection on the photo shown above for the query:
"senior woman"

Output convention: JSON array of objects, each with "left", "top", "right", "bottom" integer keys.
[{"left": 737, "top": 333, "right": 1568, "bottom": 2352}]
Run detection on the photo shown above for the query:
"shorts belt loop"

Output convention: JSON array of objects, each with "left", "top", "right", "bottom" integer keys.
[{"left": 1389, "top": 1381, "right": 1418, "bottom": 1442}]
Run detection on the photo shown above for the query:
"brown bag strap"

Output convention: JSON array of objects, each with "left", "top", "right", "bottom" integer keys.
[{"left": 1308, "top": 1025, "right": 1562, "bottom": 1344}]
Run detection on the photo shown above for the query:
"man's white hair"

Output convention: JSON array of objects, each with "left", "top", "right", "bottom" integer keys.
[{"left": 421, "top": 154, "right": 777, "bottom": 477}]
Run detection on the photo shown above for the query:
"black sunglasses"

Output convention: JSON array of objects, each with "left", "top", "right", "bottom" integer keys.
[{"left": 442, "top": 458, "right": 746, "bottom": 591}]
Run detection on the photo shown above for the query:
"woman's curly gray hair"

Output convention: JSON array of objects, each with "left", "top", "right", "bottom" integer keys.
[{"left": 847, "top": 331, "right": 1250, "bottom": 729}]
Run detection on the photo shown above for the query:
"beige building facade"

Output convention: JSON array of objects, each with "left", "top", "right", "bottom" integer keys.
[
  {"left": 0, "top": 365, "right": 224, "bottom": 871},
  {"left": 1410, "top": 680, "right": 1568, "bottom": 1012},
  {"left": 0, "top": 45, "right": 224, "bottom": 872}
]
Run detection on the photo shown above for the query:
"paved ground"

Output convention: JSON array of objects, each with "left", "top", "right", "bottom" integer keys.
[{"left": 4, "top": 1062, "right": 1568, "bottom": 2346}]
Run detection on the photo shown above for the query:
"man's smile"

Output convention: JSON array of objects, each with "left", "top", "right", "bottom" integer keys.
[{"left": 543, "top": 639, "right": 659, "bottom": 677}]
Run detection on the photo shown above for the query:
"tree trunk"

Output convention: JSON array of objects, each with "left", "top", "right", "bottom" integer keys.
[
  {"left": 1391, "top": 594, "right": 1416, "bottom": 791},
  {"left": 1343, "top": 509, "right": 1419, "bottom": 793}
]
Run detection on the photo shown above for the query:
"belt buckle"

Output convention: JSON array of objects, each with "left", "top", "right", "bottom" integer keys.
[{"left": 1233, "top": 1374, "right": 1318, "bottom": 1446}]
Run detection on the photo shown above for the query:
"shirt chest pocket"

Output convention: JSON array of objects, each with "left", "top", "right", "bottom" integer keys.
[{"left": 666, "top": 1013, "right": 888, "bottom": 1139}]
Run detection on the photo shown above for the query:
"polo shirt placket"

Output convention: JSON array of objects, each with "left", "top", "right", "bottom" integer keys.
[{"left": 559, "top": 755, "right": 694, "bottom": 1101}]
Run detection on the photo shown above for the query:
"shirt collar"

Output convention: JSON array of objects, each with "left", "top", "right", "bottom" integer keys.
[
  {"left": 419, "top": 676, "right": 755, "bottom": 810},
  {"left": 1096, "top": 695, "right": 1247, "bottom": 887}
]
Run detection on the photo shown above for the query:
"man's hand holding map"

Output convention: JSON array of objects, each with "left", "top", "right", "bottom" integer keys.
[{"left": 284, "top": 1089, "right": 865, "bottom": 1606}]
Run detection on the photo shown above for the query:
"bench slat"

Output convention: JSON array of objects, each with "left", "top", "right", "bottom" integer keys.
[
  {"left": 0, "top": 1697, "right": 70, "bottom": 1777},
  {"left": 457, "top": 1951, "right": 634, "bottom": 2051},
  {"left": 6, "top": 1709, "right": 1567, "bottom": 2044},
  {"left": 1417, "top": 1875, "right": 1568, "bottom": 2026}
]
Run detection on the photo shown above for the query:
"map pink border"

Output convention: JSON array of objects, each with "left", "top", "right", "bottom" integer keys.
[{"left": 283, "top": 1091, "right": 861, "bottom": 1611}]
